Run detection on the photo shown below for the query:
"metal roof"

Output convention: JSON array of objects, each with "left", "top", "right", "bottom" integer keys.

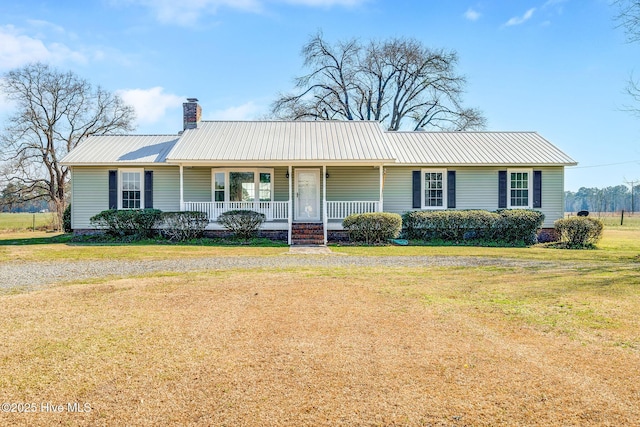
[
  {"left": 385, "top": 131, "right": 577, "bottom": 166},
  {"left": 61, "top": 123, "right": 576, "bottom": 167},
  {"left": 61, "top": 135, "right": 180, "bottom": 165},
  {"left": 165, "top": 121, "right": 395, "bottom": 163}
]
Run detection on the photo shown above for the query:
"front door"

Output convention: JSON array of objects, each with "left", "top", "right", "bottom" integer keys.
[{"left": 295, "top": 169, "right": 320, "bottom": 221}]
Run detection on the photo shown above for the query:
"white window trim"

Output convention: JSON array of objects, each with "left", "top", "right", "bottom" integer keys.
[
  {"left": 210, "top": 168, "right": 275, "bottom": 202},
  {"left": 421, "top": 168, "right": 447, "bottom": 210},
  {"left": 118, "top": 168, "right": 144, "bottom": 210},
  {"left": 507, "top": 168, "right": 533, "bottom": 209}
]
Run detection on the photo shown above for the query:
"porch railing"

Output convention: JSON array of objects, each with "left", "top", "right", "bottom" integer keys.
[
  {"left": 183, "top": 201, "right": 289, "bottom": 222},
  {"left": 183, "top": 200, "right": 379, "bottom": 222},
  {"left": 326, "top": 201, "right": 380, "bottom": 219}
]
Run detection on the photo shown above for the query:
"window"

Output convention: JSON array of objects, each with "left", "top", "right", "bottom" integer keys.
[
  {"left": 259, "top": 172, "right": 272, "bottom": 201},
  {"left": 508, "top": 169, "right": 532, "bottom": 208},
  {"left": 214, "top": 172, "right": 225, "bottom": 202},
  {"left": 230, "top": 172, "right": 255, "bottom": 202},
  {"left": 119, "top": 169, "right": 144, "bottom": 209},
  {"left": 211, "top": 169, "right": 273, "bottom": 202},
  {"left": 421, "top": 168, "right": 447, "bottom": 209}
]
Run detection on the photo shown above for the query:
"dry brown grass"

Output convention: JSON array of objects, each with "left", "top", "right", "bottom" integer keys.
[{"left": 1, "top": 266, "right": 639, "bottom": 426}]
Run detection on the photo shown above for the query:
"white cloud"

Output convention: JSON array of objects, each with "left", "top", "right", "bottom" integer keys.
[
  {"left": 504, "top": 8, "right": 536, "bottom": 26},
  {"left": 208, "top": 101, "right": 262, "bottom": 120},
  {"left": 26, "top": 19, "right": 67, "bottom": 36},
  {"left": 0, "top": 25, "right": 87, "bottom": 71},
  {"left": 464, "top": 7, "right": 481, "bottom": 21},
  {"left": 125, "top": 0, "right": 263, "bottom": 26},
  {"left": 123, "top": 0, "right": 366, "bottom": 26},
  {"left": 116, "top": 87, "right": 183, "bottom": 125}
]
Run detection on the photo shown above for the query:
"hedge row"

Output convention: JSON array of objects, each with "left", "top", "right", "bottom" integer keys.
[
  {"left": 89, "top": 208, "right": 266, "bottom": 241},
  {"left": 89, "top": 209, "right": 208, "bottom": 241},
  {"left": 402, "top": 209, "right": 545, "bottom": 245}
]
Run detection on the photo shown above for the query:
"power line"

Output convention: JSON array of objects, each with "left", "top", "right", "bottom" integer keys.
[{"left": 572, "top": 160, "right": 640, "bottom": 169}]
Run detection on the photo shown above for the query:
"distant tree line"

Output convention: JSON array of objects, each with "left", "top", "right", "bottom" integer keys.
[
  {"left": 0, "top": 182, "right": 50, "bottom": 213},
  {"left": 565, "top": 185, "right": 640, "bottom": 213}
]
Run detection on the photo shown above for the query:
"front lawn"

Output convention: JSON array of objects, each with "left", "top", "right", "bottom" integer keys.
[{"left": 1, "top": 264, "right": 639, "bottom": 425}]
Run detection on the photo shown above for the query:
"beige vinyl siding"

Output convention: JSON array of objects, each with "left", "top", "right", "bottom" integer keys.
[
  {"left": 326, "top": 166, "right": 380, "bottom": 201},
  {"left": 71, "top": 167, "right": 110, "bottom": 229},
  {"left": 382, "top": 167, "right": 414, "bottom": 214},
  {"left": 456, "top": 168, "right": 499, "bottom": 211},
  {"left": 538, "top": 167, "right": 564, "bottom": 227},
  {"left": 150, "top": 167, "right": 180, "bottom": 212},
  {"left": 273, "top": 167, "right": 289, "bottom": 202},
  {"left": 71, "top": 166, "right": 181, "bottom": 229},
  {"left": 383, "top": 166, "right": 565, "bottom": 227},
  {"left": 184, "top": 167, "right": 212, "bottom": 202}
]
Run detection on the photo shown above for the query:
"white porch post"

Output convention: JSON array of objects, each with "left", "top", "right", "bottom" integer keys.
[
  {"left": 288, "top": 165, "right": 292, "bottom": 245},
  {"left": 323, "top": 164, "right": 328, "bottom": 245},
  {"left": 179, "top": 164, "right": 184, "bottom": 211},
  {"left": 379, "top": 165, "right": 384, "bottom": 212}
]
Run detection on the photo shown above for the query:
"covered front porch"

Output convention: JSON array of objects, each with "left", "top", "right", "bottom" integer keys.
[{"left": 175, "top": 164, "right": 385, "bottom": 244}]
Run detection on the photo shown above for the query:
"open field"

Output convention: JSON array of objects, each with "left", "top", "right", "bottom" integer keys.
[
  {"left": 0, "top": 228, "right": 639, "bottom": 425},
  {"left": 568, "top": 211, "right": 640, "bottom": 229},
  {"left": 0, "top": 212, "right": 56, "bottom": 231}
]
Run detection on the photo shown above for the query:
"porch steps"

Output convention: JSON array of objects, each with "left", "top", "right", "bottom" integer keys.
[{"left": 291, "top": 223, "right": 325, "bottom": 245}]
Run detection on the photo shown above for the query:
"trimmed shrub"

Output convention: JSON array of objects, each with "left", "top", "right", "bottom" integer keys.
[
  {"left": 403, "top": 210, "right": 498, "bottom": 241},
  {"left": 161, "top": 211, "right": 209, "bottom": 241},
  {"left": 402, "top": 209, "right": 545, "bottom": 245},
  {"left": 62, "top": 204, "right": 72, "bottom": 233},
  {"left": 342, "top": 212, "right": 402, "bottom": 244},
  {"left": 493, "top": 209, "right": 545, "bottom": 245},
  {"left": 89, "top": 209, "right": 162, "bottom": 238},
  {"left": 554, "top": 216, "right": 603, "bottom": 248},
  {"left": 217, "top": 210, "right": 265, "bottom": 240}
]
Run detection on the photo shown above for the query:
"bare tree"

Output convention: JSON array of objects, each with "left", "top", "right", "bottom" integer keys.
[
  {"left": 271, "top": 33, "right": 486, "bottom": 131},
  {"left": 615, "top": 0, "right": 640, "bottom": 42},
  {"left": 0, "top": 63, "right": 135, "bottom": 229},
  {"left": 615, "top": 1, "right": 640, "bottom": 117}
]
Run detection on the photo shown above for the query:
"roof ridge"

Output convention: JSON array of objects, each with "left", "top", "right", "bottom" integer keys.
[
  {"left": 386, "top": 130, "right": 538, "bottom": 134},
  {"left": 88, "top": 134, "right": 180, "bottom": 137},
  {"left": 198, "top": 120, "right": 382, "bottom": 124}
]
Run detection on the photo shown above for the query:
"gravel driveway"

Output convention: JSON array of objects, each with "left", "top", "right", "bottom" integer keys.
[{"left": 0, "top": 251, "right": 558, "bottom": 292}]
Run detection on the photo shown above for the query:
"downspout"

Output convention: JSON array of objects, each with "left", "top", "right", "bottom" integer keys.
[
  {"left": 179, "top": 164, "right": 184, "bottom": 211},
  {"left": 288, "top": 165, "right": 292, "bottom": 245},
  {"left": 323, "top": 164, "right": 328, "bottom": 245},
  {"left": 379, "top": 164, "right": 384, "bottom": 212}
]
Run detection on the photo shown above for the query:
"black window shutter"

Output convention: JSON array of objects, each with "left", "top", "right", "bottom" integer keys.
[
  {"left": 447, "top": 171, "right": 456, "bottom": 209},
  {"left": 144, "top": 170, "right": 153, "bottom": 209},
  {"left": 108, "top": 170, "right": 117, "bottom": 209},
  {"left": 498, "top": 170, "right": 507, "bottom": 209},
  {"left": 533, "top": 170, "right": 542, "bottom": 208},
  {"left": 412, "top": 171, "right": 421, "bottom": 209}
]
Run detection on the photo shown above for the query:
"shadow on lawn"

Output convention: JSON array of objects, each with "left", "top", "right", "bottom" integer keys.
[{"left": 0, "top": 234, "right": 72, "bottom": 246}]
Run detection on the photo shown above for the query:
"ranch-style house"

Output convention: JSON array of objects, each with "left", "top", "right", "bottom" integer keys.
[{"left": 61, "top": 98, "right": 577, "bottom": 244}]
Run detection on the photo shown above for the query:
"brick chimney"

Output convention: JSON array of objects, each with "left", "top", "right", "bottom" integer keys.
[{"left": 183, "top": 98, "right": 201, "bottom": 131}]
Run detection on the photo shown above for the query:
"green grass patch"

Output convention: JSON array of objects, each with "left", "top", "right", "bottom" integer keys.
[{"left": 0, "top": 212, "right": 56, "bottom": 231}]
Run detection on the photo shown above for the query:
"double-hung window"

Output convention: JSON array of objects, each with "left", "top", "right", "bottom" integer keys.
[
  {"left": 421, "top": 168, "right": 447, "bottom": 209},
  {"left": 119, "top": 169, "right": 144, "bottom": 209},
  {"left": 507, "top": 169, "right": 532, "bottom": 208},
  {"left": 211, "top": 169, "right": 274, "bottom": 202}
]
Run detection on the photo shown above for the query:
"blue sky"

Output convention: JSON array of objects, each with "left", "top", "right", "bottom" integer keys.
[{"left": 0, "top": 0, "right": 638, "bottom": 191}]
